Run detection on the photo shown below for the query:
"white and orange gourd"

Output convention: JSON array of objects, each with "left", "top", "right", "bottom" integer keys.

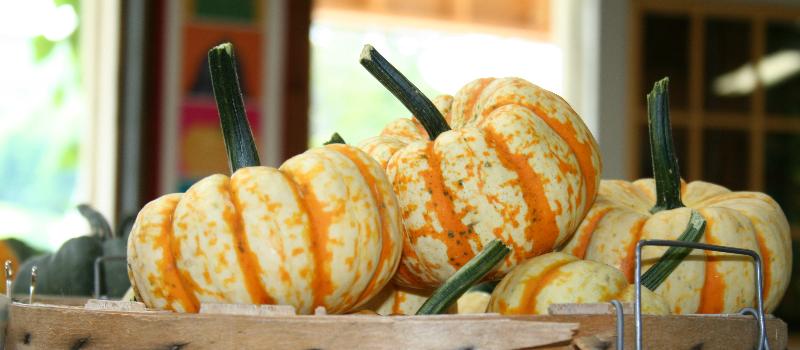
[
  {"left": 487, "top": 252, "right": 670, "bottom": 315},
  {"left": 560, "top": 78, "right": 791, "bottom": 314},
  {"left": 358, "top": 46, "right": 602, "bottom": 289},
  {"left": 127, "top": 44, "right": 403, "bottom": 314}
]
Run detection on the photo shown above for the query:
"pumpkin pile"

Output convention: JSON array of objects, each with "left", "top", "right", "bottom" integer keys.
[{"left": 121, "top": 42, "right": 790, "bottom": 318}]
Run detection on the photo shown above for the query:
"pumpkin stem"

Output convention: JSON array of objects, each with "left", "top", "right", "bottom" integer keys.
[
  {"left": 77, "top": 204, "right": 113, "bottom": 239},
  {"left": 324, "top": 132, "right": 346, "bottom": 145},
  {"left": 208, "top": 42, "right": 260, "bottom": 173},
  {"left": 647, "top": 78, "right": 684, "bottom": 214},
  {"left": 416, "top": 240, "right": 510, "bottom": 315},
  {"left": 640, "top": 210, "right": 706, "bottom": 290},
  {"left": 360, "top": 45, "right": 450, "bottom": 140}
]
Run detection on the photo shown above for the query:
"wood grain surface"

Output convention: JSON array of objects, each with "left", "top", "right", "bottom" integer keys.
[
  {"left": 3, "top": 302, "right": 787, "bottom": 349},
  {"left": 5, "top": 303, "right": 576, "bottom": 349}
]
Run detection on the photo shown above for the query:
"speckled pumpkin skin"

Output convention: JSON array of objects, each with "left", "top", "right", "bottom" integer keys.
[
  {"left": 488, "top": 252, "right": 670, "bottom": 315},
  {"left": 127, "top": 144, "right": 403, "bottom": 314},
  {"left": 359, "top": 78, "right": 601, "bottom": 289},
  {"left": 560, "top": 179, "right": 791, "bottom": 314}
]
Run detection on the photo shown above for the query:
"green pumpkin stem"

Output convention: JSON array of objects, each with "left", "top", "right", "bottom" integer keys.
[
  {"left": 77, "top": 204, "right": 113, "bottom": 239},
  {"left": 208, "top": 43, "right": 260, "bottom": 173},
  {"left": 416, "top": 240, "right": 510, "bottom": 315},
  {"left": 647, "top": 78, "right": 684, "bottom": 213},
  {"left": 641, "top": 79, "right": 705, "bottom": 291},
  {"left": 640, "top": 210, "right": 706, "bottom": 291},
  {"left": 323, "top": 132, "right": 346, "bottom": 145},
  {"left": 360, "top": 45, "right": 450, "bottom": 140}
]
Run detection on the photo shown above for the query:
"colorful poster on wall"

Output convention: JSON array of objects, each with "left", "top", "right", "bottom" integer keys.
[{"left": 169, "top": 0, "right": 264, "bottom": 192}]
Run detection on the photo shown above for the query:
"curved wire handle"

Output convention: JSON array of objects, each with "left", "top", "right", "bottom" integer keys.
[
  {"left": 739, "top": 307, "right": 771, "bottom": 350},
  {"left": 634, "top": 239, "right": 767, "bottom": 350},
  {"left": 610, "top": 300, "right": 625, "bottom": 350},
  {"left": 93, "top": 256, "right": 127, "bottom": 299}
]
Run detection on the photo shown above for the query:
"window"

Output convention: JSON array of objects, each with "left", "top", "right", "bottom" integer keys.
[
  {"left": 0, "top": 0, "right": 84, "bottom": 249},
  {"left": 629, "top": 0, "right": 800, "bottom": 324},
  {"left": 310, "top": 0, "right": 559, "bottom": 147},
  {"left": 0, "top": 0, "right": 119, "bottom": 250}
]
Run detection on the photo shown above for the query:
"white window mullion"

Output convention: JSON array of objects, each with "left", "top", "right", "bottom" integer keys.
[{"left": 78, "top": 0, "right": 120, "bottom": 226}]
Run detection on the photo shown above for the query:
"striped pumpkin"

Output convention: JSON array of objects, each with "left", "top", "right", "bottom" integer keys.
[
  {"left": 488, "top": 252, "right": 670, "bottom": 315},
  {"left": 560, "top": 180, "right": 791, "bottom": 314},
  {"left": 559, "top": 78, "right": 792, "bottom": 314},
  {"left": 359, "top": 77, "right": 601, "bottom": 289},
  {"left": 127, "top": 143, "right": 404, "bottom": 314}
]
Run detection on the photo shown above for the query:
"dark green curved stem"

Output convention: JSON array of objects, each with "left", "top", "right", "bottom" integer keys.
[
  {"left": 77, "top": 204, "right": 113, "bottom": 239},
  {"left": 647, "top": 77, "right": 684, "bottom": 213},
  {"left": 208, "top": 43, "right": 260, "bottom": 173},
  {"left": 641, "top": 78, "right": 705, "bottom": 291},
  {"left": 416, "top": 240, "right": 510, "bottom": 315},
  {"left": 641, "top": 210, "right": 706, "bottom": 290},
  {"left": 324, "top": 132, "right": 346, "bottom": 145},
  {"left": 360, "top": 45, "right": 450, "bottom": 140}
]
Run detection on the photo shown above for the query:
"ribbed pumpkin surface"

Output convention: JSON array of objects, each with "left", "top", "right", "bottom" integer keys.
[
  {"left": 359, "top": 78, "right": 601, "bottom": 289},
  {"left": 560, "top": 179, "right": 791, "bottom": 314},
  {"left": 488, "top": 252, "right": 670, "bottom": 315},
  {"left": 127, "top": 144, "right": 403, "bottom": 314}
]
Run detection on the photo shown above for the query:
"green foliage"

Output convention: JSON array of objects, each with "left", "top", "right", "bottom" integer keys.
[
  {"left": 56, "top": 141, "right": 79, "bottom": 170},
  {"left": 32, "top": 35, "right": 57, "bottom": 62}
]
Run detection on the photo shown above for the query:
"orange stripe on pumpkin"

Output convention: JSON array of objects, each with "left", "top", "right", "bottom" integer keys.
[
  {"left": 569, "top": 207, "right": 612, "bottom": 259},
  {"left": 392, "top": 289, "right": 407, "bottom": 315},
  {"left": 478, "top": 95, "right": 597, "bottom": 215},
  {"left": 621, "top": 219, "right": 647, "bottom": 283},
  {"left": 153, "top": 197, "right": 199, "bottom": 312},
  {"left": 508, "top": 258, "right": 573, "bottom": 314},
  {"left": 528, "top": 105, "right": 598, "bottom": 214},
  {"left": 698, "top": 216, "right": 726, "bottom": 314},
  {"left": 283, "top": 166, "right": 337, "bottom": 310},
  {"left": 753, "top": 230, "right": 772, "bottom": 304},
  {"left": 419, "top": 142, "right": 477, "bottom": 269},
  {"left": 698, "top": 259, "right": 726, "bottom": 314},
  {"left": 461, "top": 78, "right": 494, "bottom": 125},
  {"left": 225, "top": 182, "right": 276, "bottom": 305},
  {"left": 481, "top": 127, "right": 559, "bottom": 257},
  {"left": 332, "top": 145, "right": 396, "bottom": 305}
]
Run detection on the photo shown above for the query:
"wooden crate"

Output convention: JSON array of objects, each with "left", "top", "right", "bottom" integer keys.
[{"left": 1, "top": 301, "right": 787, "bottom": 349}]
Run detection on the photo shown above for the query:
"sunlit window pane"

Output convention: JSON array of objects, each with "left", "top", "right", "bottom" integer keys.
[
  {"left": 0, "top": 0, "right": 85, "bottom": 250},
  {"left": 310, "top": 19, "right": 562, "bottom": 147}
]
